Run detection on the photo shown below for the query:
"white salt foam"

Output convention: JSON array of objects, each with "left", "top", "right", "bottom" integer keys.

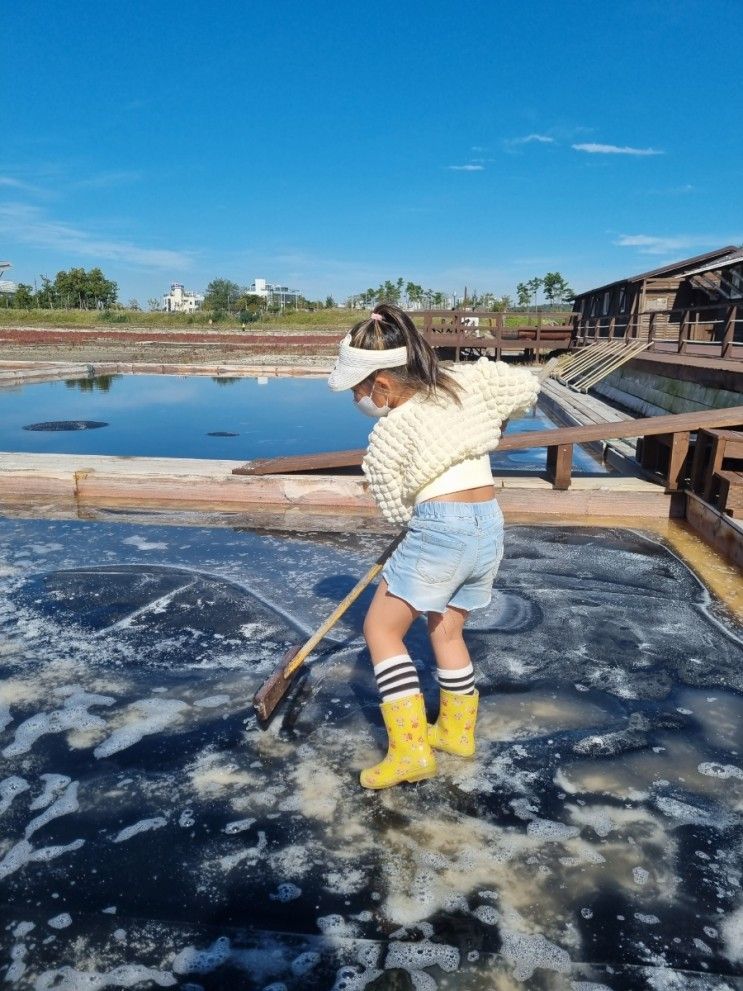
[
  {"left": 223, "top": 817, "right": 255, "bottom": 835},
  {"left": 173, "top": 936, "right": 231, "bottom": 975},
  {"left": 0, "top": 775, "right": 29, "bottom": 815},
  {"left": 34, "top": 965, "right": 177, "bottom": 989},
  {"left": 633, "top": 867, "right": 650, "bottom": 885},
  {"left": 94, "top": 699, "right": 188, "bottom": 758},
  {"left": 6, "top": 943, "right": 26, "bottom": 983},
  {"left": 3, "top": 693, "right": 114, "bottom": 757},
  {"left": 0, "top": 838, "right": 85, "bottom": 879},
  {"left": 30, "top": 774, "right": 72, "bottom": 811},
  {"left": 384, "top": 940, "right": 459, "bottom": 973},
  {"left": 47, "top": 913, "right": 72, "bottom": 929},
  {"left": 500, "top": 928, "right": 571, "bottom": 981},
  {"left": 697, "top": 762, "right": 743, "bottom": 781},
  {"left": 122, "top": 535, "right": 168, "bottom": 551},
  {"left": 193, "top": 695, "right": 230, "bottom": 709},
  {"left": 25, "top": 781, "right": 79, "bottom": 839},
  {"left": 113, "top": 816, "right": 168, "bottom": 843},
  {"left": 526, "top": 818, "right": 580, "bottom": 841}
]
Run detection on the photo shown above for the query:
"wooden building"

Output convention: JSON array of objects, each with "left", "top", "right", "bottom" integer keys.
[{"left": 572, "top": 245, "right": 743, "bottom": 340}]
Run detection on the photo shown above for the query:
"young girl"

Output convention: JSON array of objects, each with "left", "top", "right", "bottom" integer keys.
[{"left": 328, "top": 303, "right": 540, "bottom": 790}]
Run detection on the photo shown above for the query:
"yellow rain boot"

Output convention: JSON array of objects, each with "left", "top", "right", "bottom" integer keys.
[
  {"left": 427, "top": 688, "right": 479, "bottom": 758},
  {"left": 360, "top": 693, "right": 437, "bottom": 790}
]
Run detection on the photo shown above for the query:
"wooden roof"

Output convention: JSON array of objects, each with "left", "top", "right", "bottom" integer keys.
[{"left": 573, "top": 245, "right": 741, "bottom": 299}]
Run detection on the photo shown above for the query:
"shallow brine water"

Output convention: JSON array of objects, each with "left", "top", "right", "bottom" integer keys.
[
  {"left": 0, "top": 375, "right": 606, "bottom": 473},
  {"left": 0, "top": 516, "right": 741, "bottom": 989}
]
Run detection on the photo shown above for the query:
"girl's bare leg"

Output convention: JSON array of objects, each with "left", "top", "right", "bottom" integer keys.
[
  {"left": 428, "top": 606, "right": 471, "bottom": 670},
  {"left": 363, "top": 579, "right": 419, "bottom": 664}
]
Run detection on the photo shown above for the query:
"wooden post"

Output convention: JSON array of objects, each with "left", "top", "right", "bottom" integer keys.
[
  {"left": 722, "top": 304, "right": 737, "bottom": 360},
  {"left": 666, "top": 431, "right": 690, "bottom": 492},
  {"left": 535, "top": 321, "right": 542, "bottom": 361},
  {"left": 689, "top": 429, "right": 711, "bottom": 495},
  {"left": 546, "top": 443, "right": 573, "bottom": 490},
  {"left": 703, "top": 434, "right": 728, "bottom": 501},
  {"left": 648, "top": 312, "right": 656, "bottom": 349},
  {"left": 678, "top": 309, "right": 690, "bottom": 354},
  {"left": 609, "top": 317, "right": 616, "bottom": 339}
]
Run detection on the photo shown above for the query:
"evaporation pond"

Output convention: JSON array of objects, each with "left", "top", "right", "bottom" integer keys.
[
  {"left": 0, "top": 515, "right": 741, "bottom": 989},
  {"left": 0, "top": 373, "right": 606, "bottom": 471}
]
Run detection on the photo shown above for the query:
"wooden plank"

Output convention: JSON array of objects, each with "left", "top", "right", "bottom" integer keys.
[
  {"left": 233, "top": 405, "right": 743, "bottom": 475},
  {"left": 685, "top": 492, "right": 743, "bottom": 570}
]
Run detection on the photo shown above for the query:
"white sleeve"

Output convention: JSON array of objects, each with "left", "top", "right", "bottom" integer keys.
[{"left": 479, "top": 358, "right": 540, "bottom": 420}]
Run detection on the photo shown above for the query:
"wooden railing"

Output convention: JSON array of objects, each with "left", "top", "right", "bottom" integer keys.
[
  {"left": 573, "top": 302, "right": 742, "bottom": 360},
  {"left": 408, "top": 309, "right": 573, "bottom": 361},
  {"left": 233, "top": 405, "right": 743, "bottom": 492}
]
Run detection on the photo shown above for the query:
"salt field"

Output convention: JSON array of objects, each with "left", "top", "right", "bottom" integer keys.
[
  {"left": 0, "top": 515, "right": 741, "bottom": 989},
  {"left": 0, "top": 375, "right": 607, "bottom": 474}
]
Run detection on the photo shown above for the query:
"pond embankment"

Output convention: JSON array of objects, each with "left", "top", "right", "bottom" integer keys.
[{"left": 593, "top": 352, "right": 743, "bottom": 416}]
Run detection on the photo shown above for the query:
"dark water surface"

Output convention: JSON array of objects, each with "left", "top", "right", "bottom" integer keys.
[
  {"left": 0, "top": 516, "right": 741, "bottom": 988},
  {"left": 0, "top": 375, "right": 606, "bottom": 473}
]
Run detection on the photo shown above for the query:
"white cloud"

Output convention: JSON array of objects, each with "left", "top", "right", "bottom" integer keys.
[
  {"left": 507, "top": 134, "right": 555, "bottom": 146},
  {"left": 573, "top": 143, "right": 664, "bottom": 156},
  {"left": 0, "top": 202, "right": 194, "bottom": 269},
  {"left": 614, "top": 233, "right": 741, "bottom": 255},
  {"left": 446, "top": 164, "right": 485, "bottom": 171},
  {"left": 0, "top": 176, "right": 45, "bottom": 196}
]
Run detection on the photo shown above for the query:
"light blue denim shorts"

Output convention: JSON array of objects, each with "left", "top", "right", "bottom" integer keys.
[{"left": 382, "top": 499, "right": 505, "bottom": 614}]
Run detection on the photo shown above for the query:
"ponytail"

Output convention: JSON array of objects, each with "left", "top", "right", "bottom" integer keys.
[{"left": 349, "top": 303, "right": 461, "bottom": 403}]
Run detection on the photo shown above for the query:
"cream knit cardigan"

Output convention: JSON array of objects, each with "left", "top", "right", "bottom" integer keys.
[{"left": 362, "top": 357, "right": 540, "bottom": 524}]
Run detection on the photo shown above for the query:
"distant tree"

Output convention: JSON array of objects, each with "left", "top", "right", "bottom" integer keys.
[
  {"left": 14, "top": 284, "right": 34, "bottom": 308},
  {"left": 235, "top": 292, "right": 267, "bottom": 314},
  {"left": 128, "top": 298, "right": 141, "bottom": 311},
  {"left": 406, "top": 282, "right": 424, "bottom": 308},
  {"left": 36, "top": 275, "right": 56, "bottom": 308},
  {"left": 540, "top": 272, "right": 574, "bottom": 305},
  {"left": 516, "top": 282, "right": 531, "bottom": 308},
  {"left": 525, "top": 277, "right": 543, "bottom": 311},
  {"left": 148, "top": 297, "right": 161, "bottom": 312},
  {"left": 52, "top": 267, "right": 117, "bottom": 309},
  {"left": 203, "top": 278, "right": 242, "bottom": 312},
  {"left": 325, "top": 295, "right": 335, "bottom": 308}
]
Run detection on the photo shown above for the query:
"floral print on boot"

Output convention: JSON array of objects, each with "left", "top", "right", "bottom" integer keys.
[
  {"left": 360, "top": 693, "right": 437, "bottom": 789},
  {"left": 427, "top": 688, "right": 479, "bottom": 757}
]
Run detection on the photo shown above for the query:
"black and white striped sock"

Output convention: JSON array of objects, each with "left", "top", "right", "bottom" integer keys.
[
  {"left": 373, "top": 654, "right": 421, "bottom": 702},
  {"left": 437, "top": 663, "right": 475, "bottom": 695}
]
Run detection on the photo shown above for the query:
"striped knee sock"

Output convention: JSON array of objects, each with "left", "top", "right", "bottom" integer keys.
[
  {"left": 373, "top": 654, "right": 421, "bottom": 702},
  {"left": 437, "top": 663, "right": 475, "bottom": 695}
]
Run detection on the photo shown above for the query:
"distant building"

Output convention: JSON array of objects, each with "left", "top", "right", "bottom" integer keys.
[
  {"left": 249, "top": 278, "right": 302, "bottom": 308},
  {"left": 162, "top": 283, "right": 204, "bottom": 312}
]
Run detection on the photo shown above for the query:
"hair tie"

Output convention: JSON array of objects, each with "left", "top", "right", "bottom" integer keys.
[{"left": 369, "top": 313, "right": 384, "bottom": 322}]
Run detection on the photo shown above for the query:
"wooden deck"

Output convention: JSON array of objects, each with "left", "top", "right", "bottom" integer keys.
[{"left": 0, "top": 451, "right": 673, "bottom": 525}]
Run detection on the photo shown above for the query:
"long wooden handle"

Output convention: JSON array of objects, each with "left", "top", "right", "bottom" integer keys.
[{"left": 283, "top": 533, "right": 403, "bottom": 680}]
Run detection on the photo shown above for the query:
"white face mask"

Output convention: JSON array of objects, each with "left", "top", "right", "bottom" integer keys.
[{"left": 354, "top": 382, "right": 391, "bottom": 418}]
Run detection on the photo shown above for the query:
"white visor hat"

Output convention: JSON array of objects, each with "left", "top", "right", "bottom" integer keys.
[{"left": 327, "top": 333, "right": 408, "bottom": 392}]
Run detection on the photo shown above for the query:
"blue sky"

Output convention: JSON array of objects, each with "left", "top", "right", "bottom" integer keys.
[{"left": 2, "top": 0, "right": 742, "bottom": 305}]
